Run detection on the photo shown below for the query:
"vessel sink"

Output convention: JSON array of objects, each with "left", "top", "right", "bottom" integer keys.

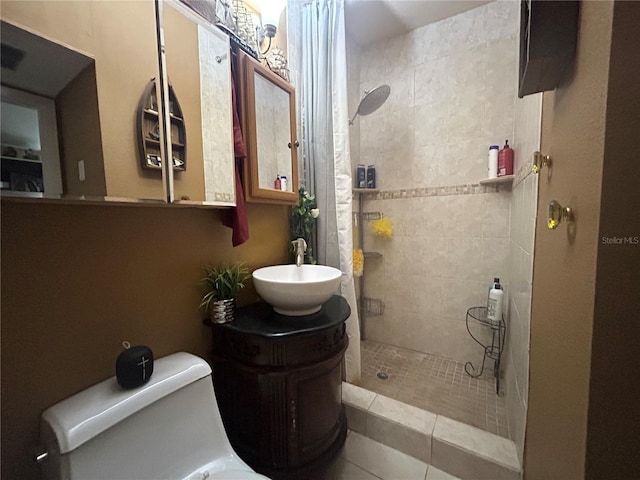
[{"left": 252, "top": 264, "right": 342, "bottom": 316}]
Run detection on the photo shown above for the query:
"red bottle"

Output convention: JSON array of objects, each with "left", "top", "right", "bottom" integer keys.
[{"left": 498, "top": 140, "right": 514, "bottom": 177}]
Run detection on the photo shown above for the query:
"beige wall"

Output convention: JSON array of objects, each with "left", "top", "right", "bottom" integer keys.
[
  {"left": 525, "top": 2, "right": 614, "bottom": 477},
  {"left": 56, "top": 64, "right": 106, "bottom": 197},
  {"left": 0, "top": 201, "right": 290, "bottom": 480},
  {"left": 353, "top": 1, "right": 518, "bottom": 364},
  {"left": 586, "top": 2, "right": 640, "bottom": 478}
]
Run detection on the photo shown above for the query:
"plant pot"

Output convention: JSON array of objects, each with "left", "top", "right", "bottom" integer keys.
[{"left": 210, "top": 298, "right": 235, "bottom": 324}]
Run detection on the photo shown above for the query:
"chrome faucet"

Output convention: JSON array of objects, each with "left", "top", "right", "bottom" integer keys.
[{"left": 292, "top": 238, "right": 307, "bottom": 267}]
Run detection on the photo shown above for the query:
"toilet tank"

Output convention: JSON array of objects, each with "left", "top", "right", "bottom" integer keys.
[{"left": 40, "top": 352, "right": 235, "bottom": 480}]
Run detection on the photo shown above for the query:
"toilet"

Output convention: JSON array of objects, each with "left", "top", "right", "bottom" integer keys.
[{"left": 39, "top": 352, "right": 269, "bottom": 480}]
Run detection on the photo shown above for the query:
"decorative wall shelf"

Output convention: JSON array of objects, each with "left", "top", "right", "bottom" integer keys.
[
  {"left": 352, "top": 188, "right": 378, "bottom": 194},
  {"left": 137, "top": 79, "right": 187, "bottom": 172},
  {"left": 479, "top": 175, "right": 514, "bottom": 186}
]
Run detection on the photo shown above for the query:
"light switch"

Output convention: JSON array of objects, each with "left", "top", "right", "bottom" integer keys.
[{"left": 78, "top": 160, "right": 85, "bottom": 182}]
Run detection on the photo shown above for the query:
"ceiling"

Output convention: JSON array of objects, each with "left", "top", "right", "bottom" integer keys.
[
  {"left": 345, "top": 0, "right": 492, "bottom": 45},
  {"left": 1, "top": 20, "right": 93, "bottom": 98}
]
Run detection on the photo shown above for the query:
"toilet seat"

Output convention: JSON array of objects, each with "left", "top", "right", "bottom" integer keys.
[{"left": 184, "top": 457, "right": 270, "bottom": 480}]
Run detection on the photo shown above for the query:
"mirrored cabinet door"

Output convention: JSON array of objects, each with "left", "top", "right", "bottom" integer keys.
[
  {"left": 163, "top": 0, "right": 236, "bottom": 206},
  {"left": 1, "top": 1, "right": 166, "bottom": 202},
  {"left": 238, "top": 50, "right": 298, "bottom": 205}
]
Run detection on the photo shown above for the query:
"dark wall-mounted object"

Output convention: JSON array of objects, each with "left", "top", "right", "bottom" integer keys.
[
  {"left": 518, "top": 0, "right": 580, "bottom": 98},
  {"left": 137, "top": 78, "right": 187, "bottom": 171}
]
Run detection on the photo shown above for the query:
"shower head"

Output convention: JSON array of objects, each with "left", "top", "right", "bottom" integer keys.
[{"left": 349, "top": 84, "right": 391, "bottom": 125}]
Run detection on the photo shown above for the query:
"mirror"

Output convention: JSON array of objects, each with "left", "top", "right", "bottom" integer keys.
[
  {"left": 162, "top": 0, "right": 236, "bottom": 206},
  {"left": 238, "top": 50, "right": 298, "bottom": 205},
  {"left": 1, "top": 1, "right": 166, "bottom": 202}
]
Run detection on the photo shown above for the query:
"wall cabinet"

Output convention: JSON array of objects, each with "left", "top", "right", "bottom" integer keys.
[
  {"left": 1, "top": 1, "right": 165, "bottom": 202},
  {"left": 162, "top": 0, "right": 236, "bottom": 206},
  {"left": 205, "top": 296, "right": 350, "bottom": 479},
  {"left": 518, "top": 0, "right": 580, "bottom": 98},
  {"left": 238, "top": 50, "right": 299, "bottom": 205},
  {"left": 0, "top": 0, "right": 237, "bottom": 206}
]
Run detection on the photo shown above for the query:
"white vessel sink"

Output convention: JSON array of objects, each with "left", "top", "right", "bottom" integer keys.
[{"left": 252, "top": 264, "right": 342, "bottom": 316}]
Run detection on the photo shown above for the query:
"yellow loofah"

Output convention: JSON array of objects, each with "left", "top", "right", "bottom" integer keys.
[
  {"left": 353, "top": 249, "right": 364, "bottom": 277},
  {"left": 370, "top": 217, "right": 393, "bottom": 239}
]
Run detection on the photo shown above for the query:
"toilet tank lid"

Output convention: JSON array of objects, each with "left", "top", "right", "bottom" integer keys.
[{"left": 41, "top": 352, "right": 211, "bottom": 454}]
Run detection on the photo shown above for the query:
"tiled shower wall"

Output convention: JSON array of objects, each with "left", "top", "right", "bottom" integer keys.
[
  {"left": 506, "top": 92, "right": 542, "bottom": 461},
  {"left": 349, "top": 1, "right": 520, "bottom": 365}
]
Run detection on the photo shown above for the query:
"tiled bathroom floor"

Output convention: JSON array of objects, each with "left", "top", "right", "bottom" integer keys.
[
  {"left": 313, "top": 431, "right": 458, "bottom": 480},
  {"left": 360, "top": 340, "right": 510, "bottom": 439}
]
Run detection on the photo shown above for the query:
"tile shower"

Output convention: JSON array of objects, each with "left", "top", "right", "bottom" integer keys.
[{"left": 347, "top": 0, "right": 539, "bottom": 458}]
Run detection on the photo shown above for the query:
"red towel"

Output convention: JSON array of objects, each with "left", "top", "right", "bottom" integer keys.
[{"left": 221, "top": 81, "right": 249, "bottom": 246}]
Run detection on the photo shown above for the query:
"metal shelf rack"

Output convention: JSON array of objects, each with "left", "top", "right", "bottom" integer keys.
[{"left": 464, "top": 306, "right": 506, "bottom": 395}]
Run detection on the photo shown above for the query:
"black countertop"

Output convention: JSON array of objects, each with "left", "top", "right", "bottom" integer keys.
[{"left": 204, "top": 295, "right": 350, "bottom": 338}]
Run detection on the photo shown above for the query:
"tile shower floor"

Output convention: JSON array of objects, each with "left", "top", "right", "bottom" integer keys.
[{"left": 360, "top": 340, "right": 510, "bottom": 439}]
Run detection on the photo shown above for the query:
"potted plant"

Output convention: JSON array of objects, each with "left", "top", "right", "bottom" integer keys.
[{"left": 200, "top": 262, "right": 250, "bottom": 323}]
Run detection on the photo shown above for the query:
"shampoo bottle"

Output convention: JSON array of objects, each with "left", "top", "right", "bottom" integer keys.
[
  {"left": 498, "top": 140, "right": 514, "bottom": 177},
  {"left": 487, "top": 283, "right": 504, "bottom": 322},
  {"left": 487, "top": 277, "right": 500, "bottom": 304}
]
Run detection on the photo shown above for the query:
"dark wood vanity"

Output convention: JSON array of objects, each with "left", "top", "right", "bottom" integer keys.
[{"left": 204, "top": 295, "right": 350, "bottom": 479}]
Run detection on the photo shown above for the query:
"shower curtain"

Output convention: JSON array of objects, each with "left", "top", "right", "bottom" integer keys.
[{"left": 290, "top": 0, "right": 361, "bottom": 383}]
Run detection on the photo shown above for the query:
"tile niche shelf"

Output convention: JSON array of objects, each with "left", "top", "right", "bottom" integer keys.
[{"left": 479, "top": 175, "right": 514, "bottom": 186}]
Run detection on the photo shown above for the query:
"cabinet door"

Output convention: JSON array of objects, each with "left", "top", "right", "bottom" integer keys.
[
  {"left": 163, "top": 0, "right": 236, "bottom": 206},
  {"left": 288, "top": 348, "right": 346, "bottom": 467},
  {"left": 1, "top": 1, "right": 165, "bottom": 202},
  {"left": 238, "top": 50, "right": 299, "bottom": 205}
]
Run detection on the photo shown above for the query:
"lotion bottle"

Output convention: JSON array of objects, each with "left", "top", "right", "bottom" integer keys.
[
  {"left": 488, "top": 145, "right": 499, "bottom": 179},
  {"left": 487, "top": 283, "right": 504, "bottom": 322},
  {"left": 498, "top": 140, "right": 514, "bottom": 176}
]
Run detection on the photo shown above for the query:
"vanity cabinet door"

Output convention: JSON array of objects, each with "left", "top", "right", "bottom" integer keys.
[
  {"left": 286, "top": 346, "right": 348, "bottom": 468},
  {"left": 238, "top": 50, "right": 299, "bottom": 205}
]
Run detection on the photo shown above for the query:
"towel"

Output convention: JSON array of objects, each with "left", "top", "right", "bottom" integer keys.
[{"left": 221, "top": 74, "right": 249, "bottom": 246}]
